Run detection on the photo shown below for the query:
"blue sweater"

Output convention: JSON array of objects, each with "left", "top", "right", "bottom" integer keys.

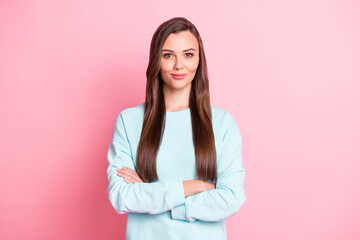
[{"left": 106, "top": 102, "right": 246, "bottom": 240}]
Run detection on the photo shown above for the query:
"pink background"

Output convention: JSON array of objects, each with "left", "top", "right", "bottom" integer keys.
[{"left": 1, "top": 0, "right": 359, "bottom": 239}]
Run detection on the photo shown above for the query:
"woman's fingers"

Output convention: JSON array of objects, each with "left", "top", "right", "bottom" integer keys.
[
  {"left": 117, "top": 168, "right": 138, "bottom": 179},
  {"left": 117, "top": 170, "right": 134, "bottom": 182},
  {"left": 117, "top": 167, "right": 144, "bottom": 183},
  {"left": 118, "top": 171, "right": 134, "bottom": 183},
  {"left": 120, "top": 168, "right": 139, "bottom": 179},
  {"left": 129, "top": 174, "right": 143, "bottom": 183}
]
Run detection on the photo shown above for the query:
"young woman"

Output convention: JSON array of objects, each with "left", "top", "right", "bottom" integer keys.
[{"left": 107, "top": 17, "right": 246, "bottom": 240}]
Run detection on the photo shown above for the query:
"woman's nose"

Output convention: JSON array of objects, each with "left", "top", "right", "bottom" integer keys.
[{"left": 174, "top": 58, "right": 184, "bottom": 70}]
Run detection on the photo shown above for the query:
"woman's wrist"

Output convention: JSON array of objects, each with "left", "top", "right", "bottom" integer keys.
[
  {"left": 182, "top": 180, "right": 200, "bottom": 197},
  {"left": 182, "top": 179, "right": 209, "bottom": 197}
]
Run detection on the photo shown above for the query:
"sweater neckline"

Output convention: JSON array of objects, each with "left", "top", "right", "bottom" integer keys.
[{"left": 165, "top": 107, "right": 190, "bottom": 115}]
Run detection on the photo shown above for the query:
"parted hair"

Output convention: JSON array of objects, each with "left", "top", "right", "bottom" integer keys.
[{"left": 136, "top": 17, "right": 217, "bottom": 183}]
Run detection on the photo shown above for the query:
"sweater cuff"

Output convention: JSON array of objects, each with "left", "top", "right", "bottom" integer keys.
[
  {"left": 167, "top": 181, "right": 186, "bottom": 207},
  {"left": 171, "top": 203, "right": 186, "bottom": 220}
]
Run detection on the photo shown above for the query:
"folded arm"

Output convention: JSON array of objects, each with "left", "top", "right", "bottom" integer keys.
[
  {"left": 107, "top": 113, "right": 186, "bottom": 214},
  {"left": 171, "top": 112, "right": 247, "bottom": 222}
]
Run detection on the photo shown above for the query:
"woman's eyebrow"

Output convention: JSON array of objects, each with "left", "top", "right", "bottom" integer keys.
[{"left": 161, "top": 48, "right": 197, "bottom": 52}]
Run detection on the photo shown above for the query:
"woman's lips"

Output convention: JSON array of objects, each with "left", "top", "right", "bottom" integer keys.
[{"left": 171, "top": 74, "right": 187, "bottom": 80}]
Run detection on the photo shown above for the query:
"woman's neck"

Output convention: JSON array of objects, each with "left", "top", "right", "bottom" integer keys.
[{"left": 163, "top": 83, "right": 191, "bottom": 112}]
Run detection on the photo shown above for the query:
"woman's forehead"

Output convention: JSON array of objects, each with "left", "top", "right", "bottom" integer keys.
[{"left": 162, "top": 31, "right": 198, "bottom": 51}]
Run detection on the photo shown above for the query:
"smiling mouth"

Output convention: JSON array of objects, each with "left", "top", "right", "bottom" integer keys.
[{"left": 171, "top": 74, "right": 187, "bottom": 79}]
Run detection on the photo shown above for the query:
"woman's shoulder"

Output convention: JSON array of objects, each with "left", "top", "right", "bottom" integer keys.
[
  {"left": 118, "top": 102, "right": 145, "bottom": 117},
  {"left": 210, "top": 107, "right": 242, "bottom": 154},
  {"left": 211, "top": 104, "right": 241, "bottom": 138},
  {"left": 114, "top": 102, "right": 145, "bottom": 129},
  {"left": 211, "top": 104, "right": 237, "bottom": 123}
]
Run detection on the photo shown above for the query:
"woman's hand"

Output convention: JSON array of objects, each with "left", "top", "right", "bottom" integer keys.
[
  {"left": 117, "top": 167, "right": 144, "bottom": 184},
  {"left": 183, "top": 180, "right": 216, "bottom": 197},
  {"left": 201, "top": 180, "right": 216, "bottom": 192}
]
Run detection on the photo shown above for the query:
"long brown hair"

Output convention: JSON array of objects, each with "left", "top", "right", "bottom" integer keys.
[{"left": 136, "top": 17, "right": 216, "bottom": 183}]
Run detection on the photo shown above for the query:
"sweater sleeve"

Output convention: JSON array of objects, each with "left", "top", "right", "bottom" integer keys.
[
  {"left": 170, "top": 112, "right": 247, "bottom": 222},
  {"left": 107, "top": 113, "right": 186, "bottom": 214}
]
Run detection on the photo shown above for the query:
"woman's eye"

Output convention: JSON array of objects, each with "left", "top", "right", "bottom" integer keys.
[
  {"left": 163, "top": 53, "right": 193, "bottom": 58},
  {"left": 163, "top": 53, "right": 172, "bottom": 58}
]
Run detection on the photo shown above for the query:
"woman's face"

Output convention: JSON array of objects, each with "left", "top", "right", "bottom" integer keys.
[{"left": 160, "top": 30, "right": 200, "bottom": 92}]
